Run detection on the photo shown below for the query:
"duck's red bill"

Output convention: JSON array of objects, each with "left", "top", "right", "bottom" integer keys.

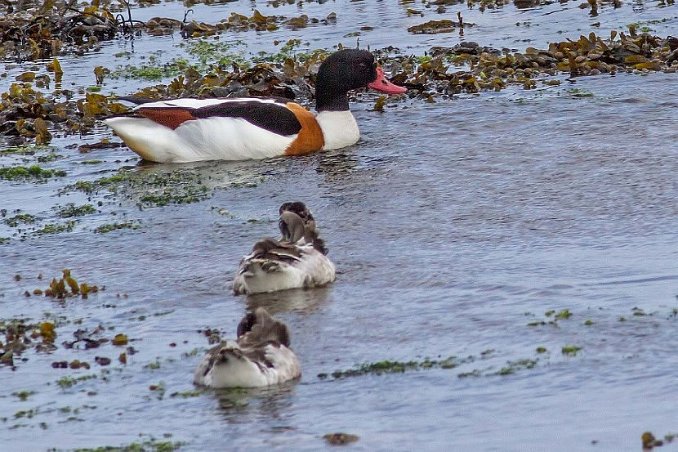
[{"left": 368, "top": 67, "right": 407, "bottom": 95}]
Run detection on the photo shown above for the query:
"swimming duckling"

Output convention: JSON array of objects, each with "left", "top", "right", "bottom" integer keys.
[
  {"left": 194, "top": 308, "right": 301, "bottom": 388},
  {"left": 232, "top": 203, "right": 335, "bottom": 295}
]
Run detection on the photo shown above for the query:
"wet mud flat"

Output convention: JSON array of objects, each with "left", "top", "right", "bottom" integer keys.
[{"left": 1, "top": 0, "right": 678, "bottom": 451}]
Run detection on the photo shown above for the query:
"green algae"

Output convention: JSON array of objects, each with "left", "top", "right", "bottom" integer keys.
[
  {"left": 36, "top": 153, "right": 62, "bottom": 163},
  {"left": 566, "top": 88, "right": 595, "bottom": 98},
  {"left": 68, "top": 173, "right": 126, "bottom": 194},
  {"left": 0, "top": 165, "right": 66, "bottom": 181},
  {"left": 3, "top": 213, "right": 36, "bottom": 227},
  {"left": 12, "top": 390, "right": 35, "bottom": 401},
  {"left": 319, "top": 350, "right": 552, "bottom": 380},
  {"left": 0, "top": 145, "right": 60, "bottom": 163},
  {"left": 94, "top": 222, "right": 140, "bottom": 234},
  {"left": 493, "top": 359, "right": 538, "bottom": 376},
  {"left": 110, "top": 52, "right": 190, "bottom": 81},
  {"left": 66, "top": 170, "right": 211, "bottom": 207},
  {"left": 55, "top": 374, "right": 97, "bottom": 389},
  {"left": 320, "top": 356, "right": 465, "bottom": 379},
  {"left": 111, "top": 62, "right": 187, "bottom": 81},
  {"left": 144, "top": 359, "right": 162, "bottom": 370},
  {"left": 14, "top": 408, "right": 38, "bottom": 419},
  {"left": 70, "top": 439, "right": 184, "bottom": 452},
  {"left": 457, "top": 369, "right": 482, "bottom": 378},
  {"left": 139, "top": 187, "right": 208, "bottom": 207},
  {"left": 71, "top": 180, "right": 95, "bottom": 193},
  {"left": 554, "top": 309, "right": 572, "bottom": 320},
  {"left": 169, "top": 390, "right": 202, "bottom": 399},
  {"left": 34, "top": 221, "right": 76, "bottom": 235},
  {"left": 181, "top": 39, "right": 248, "bottom": 68},
  {"left": 0, "top": 145, "right": 39, "bottom": 156},
  {"left": 528, "top": 308, "right": 574, "bottom": 326},
  {"left": 561, "top": 345, "right": 582, "bottom": 356},
  {"left": 56, "top": 203, "right": 97, "bottom": 218}
]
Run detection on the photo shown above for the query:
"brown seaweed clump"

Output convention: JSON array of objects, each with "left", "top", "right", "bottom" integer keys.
[
  {"left": 0, "top": 79, "right": 129, "bottom": 146},
  {"left": 43, "top": 269, "right": 99, "bottom": 299},
  {"left": 0, "top": 318, "right": 58, "bottom": 367},
  {"left": 126, "top": 49, "right": 331, "bottom": 103},
  {"left": 0, "top": 1, "right": 121, "bottom": 62},
  {"left": 383, "top": 32, "right": 678, "bottom": 96},
  {"left": 408, "top": 19, "right": 459, "bottom": 34},
  {"left": 148, "top": 10, "right": 336, "bottom": 38}
]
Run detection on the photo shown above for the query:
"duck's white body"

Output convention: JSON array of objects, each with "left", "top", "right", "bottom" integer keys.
[
  {"left": 194, "top": 308, "right": 301, "bottom": 388},
  {"left": 104, "top": 50, "right": 406, "bottom": 163},
  {"left": 105, "top": 100, "right": 360, "bottom": 163},
  {"left": 233, "top": 242, "right": 336, "bottom": 295}
]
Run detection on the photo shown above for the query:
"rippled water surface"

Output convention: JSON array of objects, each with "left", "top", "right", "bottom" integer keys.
[{"left": 1, "top": 1, "right": 677, "bottom": 451}]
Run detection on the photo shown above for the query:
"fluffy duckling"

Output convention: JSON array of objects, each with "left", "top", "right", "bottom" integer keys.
[
  {"left": 232, "top": 202, "right": 335, "bottom": 295},
  {"left": 194, "top": 308, "right": 301, "bottom": 388}
]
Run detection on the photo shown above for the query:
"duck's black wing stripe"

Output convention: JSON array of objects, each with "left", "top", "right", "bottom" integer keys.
[{"left": 194, "top": 101, "right": 302, "bottom": 137}]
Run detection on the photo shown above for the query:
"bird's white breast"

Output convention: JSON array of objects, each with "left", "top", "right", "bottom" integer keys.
[{"left": 316, "top": 111, "right": 360, "bottom": 150}]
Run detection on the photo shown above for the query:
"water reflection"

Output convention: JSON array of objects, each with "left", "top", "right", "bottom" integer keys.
[
  {"left": 245, "top": 286, "right": 332, "bottom": 315},
  {"left": 213, "top": 382, "right": 297, "bottom": 422},
  {"left": 126, "top": 156, "right": 291, "bottom": 194},
  {"left": 314, "top": 150, "right": 360, "bottom": 180}
]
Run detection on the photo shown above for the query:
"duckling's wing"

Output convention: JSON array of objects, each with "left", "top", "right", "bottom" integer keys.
[
  {"left": 240, "top": 346, "right": 274, "bottom": 369},
  {"left": 268, "top": 247, "right": 303, "bottom": 261},
  {"left": 250, "top": 238, "right": 302, "bottom": 261}
]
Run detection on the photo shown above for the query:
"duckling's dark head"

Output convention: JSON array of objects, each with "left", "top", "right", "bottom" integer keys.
[{"left": 279, "top": 201, "right": 312, "bottom": 219}]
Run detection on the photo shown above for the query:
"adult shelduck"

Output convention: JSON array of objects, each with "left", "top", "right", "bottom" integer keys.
[
  {"left": 194, "top": 308, "right": 301, "bottom": 388},
  {"left": 105, "top": 49, "right": 407, "bottom": 163},
  {"left": 232, "top": 202, "right": 335, "bottom": 295}
]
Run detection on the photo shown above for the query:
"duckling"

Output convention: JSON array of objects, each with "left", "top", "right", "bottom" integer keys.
[
  {"left": 232, "top": 203, "right": 335, "bottom": 295},
  {"left": 194, "top": 308, "right": 301, "bottom": 388}
]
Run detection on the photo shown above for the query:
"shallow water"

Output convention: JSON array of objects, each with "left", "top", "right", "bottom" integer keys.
[{"left": 2, "top": 1, "right": 678, "bottom": 451}]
